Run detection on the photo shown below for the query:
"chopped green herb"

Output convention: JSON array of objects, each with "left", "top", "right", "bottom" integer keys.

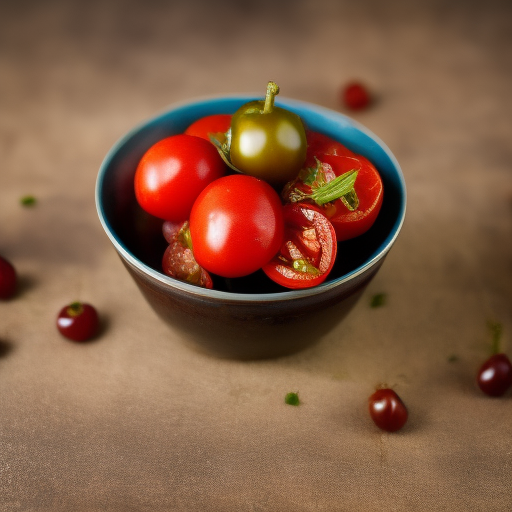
[
  {"left": 20, "top": 195, "right": 36, "bottom": 207},
  {"left": 284, "top": 392, "right": 300, "bottom": 406},
  {"left": 447, "top": 354, "right": 459, "bottom": 363},
  {"left": 370, "top": 293, "right": 386, "bottom": 308}
]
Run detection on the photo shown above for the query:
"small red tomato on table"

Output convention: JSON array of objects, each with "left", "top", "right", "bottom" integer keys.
[
  {"left": 477, "top": 353, "right": 512, "bottom": 397},
  {"left": 57, "top": 302, "right": 99, "bottom": 342},
  {"left": 342, "top": 81, "right": 371, "bottom": 111},
  {"left": 368, "top": 388, "right": 408, "bottom": 432},
  {"left": 0, "top": 255, "right": 17, "bottom": 299}
]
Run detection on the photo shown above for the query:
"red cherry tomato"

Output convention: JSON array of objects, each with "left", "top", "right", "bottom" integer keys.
[
  {"left": 134, "top": 134, "right": 226, "bottom": 222},
  {"left": 283, "top": 154, "right": 383, "bottom": 242},
  {"left": 305, "top": 130, "right": 355, "bottom": 167},
  {"left": 161, "top": 220, "right": 213, "bottom": 289},
  {"left": 262, "top": 203, "right": 337, "bottom": 289},
  {"left": 184, "top": 114, "right": 232, "bottom": 142},
  {"left": 0, "top": 255, "right": 17, "bottom": 299},
  {"left": 477, "top": 353, "right": 512, "bottom": 397},
  {"left": 189, "top": 175, "right": 284, "bottom": 278},
  {"left": 342, "top": 82, "right": 371, "bottom": 111},
  {"left": 368, "top": 388, "right": 408, "bottom": 432},
  {"left": 56, "top": 302, "right": 99, "bottom": 342}
]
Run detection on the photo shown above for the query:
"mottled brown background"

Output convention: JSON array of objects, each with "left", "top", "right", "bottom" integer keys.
[{"left": 1, "top": 0, "right": 512, "bottom": 510}]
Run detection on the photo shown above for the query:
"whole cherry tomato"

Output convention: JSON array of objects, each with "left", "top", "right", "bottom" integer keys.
[
  {"left": 368, "top": 388, "right": 408, "bottom": 432},
  {"left": 134, "top": 134, "right": 226, "bottom": 222},
  {"left": 189, "top": 174, "right": 284, "bottom": 278},
  {"left": 342, "top": 82, "right": 371, "bottom": 111},
  {"left": 282, "top": 153, "right": 383, "bottom": 242},
  {"left": 184, "top": 114, "right": 232, "bottom": 142},
  {"left": 0, "top": 255, "right": 17, "bottom": 299},
  {"left": 229, "top": 81, "right": 307, "bottom": 186},
  {"left": 56, "top": 302, "right": 99, "bottom": 342},
  {"left": 161, "top": 220, "right": 213, "bottom": 289},
  {"left": 262, "top": 203, "right": 337, "bottom": 289},
  {"left": 477, "top": 353, "right": 512, "bottom": 397}
]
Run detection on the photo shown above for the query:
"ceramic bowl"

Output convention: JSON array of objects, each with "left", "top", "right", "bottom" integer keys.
[{"left": 96, "top": 95, "right": 406, "bottom": 359}]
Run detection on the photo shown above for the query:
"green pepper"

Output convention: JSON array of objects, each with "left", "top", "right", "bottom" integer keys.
[{"left": 229, "top": 81, "right": 307, "bottom": 186}]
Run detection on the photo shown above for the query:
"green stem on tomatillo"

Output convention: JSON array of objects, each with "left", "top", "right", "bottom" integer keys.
[{"left": 263, "top": 81, "right": 280, "bottom": 114}]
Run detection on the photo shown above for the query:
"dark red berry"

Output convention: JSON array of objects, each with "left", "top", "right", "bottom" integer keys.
[
  {"left": 57, "top": 302, "right": 99, "bottom": 342},
  {"left": 477, "top": 353, "right": 512, "bottom": 397},
  {"left": 342, "top": 82, "right": 371, "bottom": 111},
  {"left": 368, "top": 388, "right": 408, "bottom": 432},
  {"left": 0, "top": 255, "right": 17, "bottom": 299}
]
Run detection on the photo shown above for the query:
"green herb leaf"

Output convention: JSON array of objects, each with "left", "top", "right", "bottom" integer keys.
[
  {"left": 20, "top": 195, "right": 36, "bottom": 207},
  {"left": 310, "top": 169, "right": 358, "bottom": 206},
  {"left": 285, "top": 391, "right": 300, "bottom": 406},
  {"left": 370, "top": 293, "right": 386, "bottom": 308}
]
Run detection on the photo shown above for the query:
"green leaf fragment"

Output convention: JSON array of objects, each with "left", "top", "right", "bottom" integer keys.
[
  {"left": 370, "top": 293, "right": 386, "bottom": 308},
  {"left": 447, "top": 354, "right": 459, "bottom": 363},
  {"left": 285, "top": 392, "right": 300, "bottom": 406},
  {"left": 20, "top": 195, "right": 36, "bottom": 206}
]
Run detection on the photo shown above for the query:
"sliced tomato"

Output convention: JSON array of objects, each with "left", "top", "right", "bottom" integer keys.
[
  {"left": 305, "top": 130, "right": 355, "bottom": 167},
  {"left": 184, "top": 114, "right": 232, "bottom": 142},
  {"left": 262, "top": 204, "right": 337, "bottom": 289},
  {"left": 161, "top": 220, "right": 213, "bottom": 289},
  {"left": 282, "top": 154, "right": 383, "bottom": 242}
]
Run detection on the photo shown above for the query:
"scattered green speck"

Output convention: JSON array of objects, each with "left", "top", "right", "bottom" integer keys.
[
  {"left": 370, "top": 293, "right": 386, "bottom": 308},
  {"left": 447, "top": 354, "right": 459, "bottom": 363},
  {"left": 285, "top": 392, "right": 300, "bottom": 406},
  {"left": 20, "top": 195, "right": 36, "bottom": 207}
]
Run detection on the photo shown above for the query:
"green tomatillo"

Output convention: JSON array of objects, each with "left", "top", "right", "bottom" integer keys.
[{"left": 229, "top": 81, "right": 307, "bottom": 186}]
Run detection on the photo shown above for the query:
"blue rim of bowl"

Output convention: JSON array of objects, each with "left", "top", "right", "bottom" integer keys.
[{"left": 96, "top": 94, "right": 406, "bottom": 302}]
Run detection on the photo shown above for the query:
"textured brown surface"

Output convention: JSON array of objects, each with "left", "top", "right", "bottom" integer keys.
[{"left": 1, "top": 0, "right": 512, "bottom": 510}]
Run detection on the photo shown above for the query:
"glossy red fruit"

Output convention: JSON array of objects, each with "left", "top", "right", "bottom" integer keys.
[
  {"left": 477, "top": 353, "right": 512, "bottom": 397},
  {"left": 0, "top": 255, "right": 17, "bottom": 299},
  {"left": 342, "top": 82, "right": 371, "bottom": 111},
  {"left": 57, "top": 302, "right": 99, "bottom": 342},
  {"left": 368, "top": 388, "right": 408, "bottom": 432}
]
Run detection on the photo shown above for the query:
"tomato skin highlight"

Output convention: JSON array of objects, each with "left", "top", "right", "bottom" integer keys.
[
  {"left": 184, "top": 114, "right": 232, "bottom": 142},
  {"left": 368, "top": 388, "right": 408, "bottom": 432},
  {"left": 134, "top": 134, "right": 226, "bottom": 222},
  {"left": 189, "top": 175, "right": 284, "bottom": 278},
  {"left": 262, "top": 203, "right": 337, "bottom": 289}
]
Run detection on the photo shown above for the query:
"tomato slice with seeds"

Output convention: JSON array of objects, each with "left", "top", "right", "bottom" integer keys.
[
  {"left": 262, "top": 203, "right": 337, "bottom": 289},
  {"left": 161, "top": 220, "right": 213, "bottom": 289}
]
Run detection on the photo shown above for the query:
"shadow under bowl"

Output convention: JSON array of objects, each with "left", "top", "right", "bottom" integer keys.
[{"left": 96, "top": 95, "right": 406, "bottom": 359}]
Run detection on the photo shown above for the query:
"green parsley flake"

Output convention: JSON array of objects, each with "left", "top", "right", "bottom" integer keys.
[
  {"left": 20, "top": 195, "right": 36, "bottom": 207},
  {"left": 285, "top": 392, "right": 300, "bottom": 406},
  {"left": 447, "top": 354, "right": 459, "bottom": 363},
  {"left": 370, "top": 293, "right": 386, "bottom": 308}
]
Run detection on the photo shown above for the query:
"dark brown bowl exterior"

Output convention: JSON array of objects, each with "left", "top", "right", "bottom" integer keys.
[{"left": 120, "top": 253, "right": 384, "bottom": 359}]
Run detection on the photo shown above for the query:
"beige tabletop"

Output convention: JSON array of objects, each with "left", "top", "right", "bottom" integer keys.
[{"left": 1, "top": 0, "right": 512, "bottom": 510}]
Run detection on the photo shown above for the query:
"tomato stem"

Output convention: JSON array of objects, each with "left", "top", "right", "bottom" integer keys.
[
  {"left": 67, "top": 302, "right": 84, "bottom": 317},
  {"left": 263, "top": 81, "right": 280, "bottom": 114}
]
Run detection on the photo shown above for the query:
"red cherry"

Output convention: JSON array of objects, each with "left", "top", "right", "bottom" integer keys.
[
  {"left": 368, "top": 388, "right": 408, "bottom": 432},
  {"left": 57, "top": 302, "right": 99, "bottom": 342},
  {"left": 0, "top": 255, "right": 17, "bottom": 299},
  {"left": 477, "top": 353, "right": 512, "bottom": 397},
  {"left": 342, "top": 82, "right": 371, "bottom": 111}
]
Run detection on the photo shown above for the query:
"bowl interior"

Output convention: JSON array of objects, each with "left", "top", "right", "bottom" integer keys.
[{"left": 96, "top": 96, "right": 406, "bottom": 296}]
